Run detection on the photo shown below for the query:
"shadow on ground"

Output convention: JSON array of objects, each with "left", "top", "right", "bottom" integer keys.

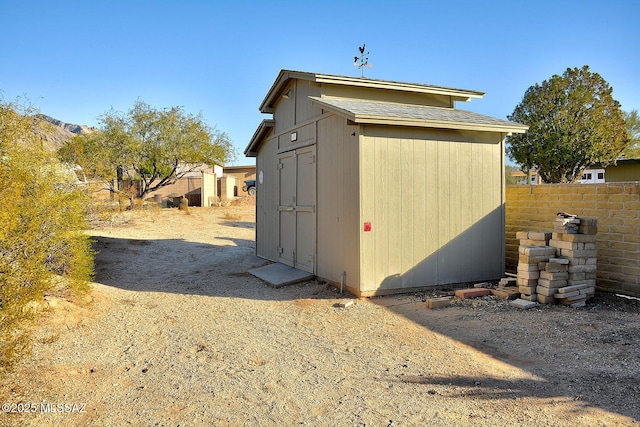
[
  {"left": 91, "top": 233, "right": 344, "bottom": 302},
  {"left": 90, "top": 226, "right": 640, "bottom": 423},
  {"left": 370, "top": 290, "right": 640, "bottom": 422}
]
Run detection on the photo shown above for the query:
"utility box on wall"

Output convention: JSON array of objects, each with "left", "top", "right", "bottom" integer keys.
[{"left": 245, "top": 70, "right": 528, "bottom": 296}]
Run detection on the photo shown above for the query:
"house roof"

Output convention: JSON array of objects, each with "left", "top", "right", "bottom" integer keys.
[
  {"left": 259, "top": 70, "right": 485, "bottom": 113},
  {"left": 309, "top": 96, "right": 529, "bottom": 134}
]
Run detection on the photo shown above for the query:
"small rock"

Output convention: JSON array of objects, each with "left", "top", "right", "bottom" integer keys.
[{"left": 335, "top": 299, "right": 354, "bottom": 308}]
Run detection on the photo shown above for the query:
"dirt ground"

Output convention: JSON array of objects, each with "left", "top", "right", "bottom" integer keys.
[{"left": 1, "top": 200, "right": 639, "bottom": 427}]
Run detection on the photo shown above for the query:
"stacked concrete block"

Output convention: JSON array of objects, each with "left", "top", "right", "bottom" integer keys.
[
  {"left": 553, "top": 283, "right": 595, "bottom": 307},
  {"left": 515, "top": 231, "right": 552, "bottom": 247},
  {"left": 554, "top": 214, "right": 580, "bottom": 234},
  {"left": 516, "top": 244, "right": 556, "bottom": 302},
  {"left": 515, "top": 216, "right": 598, "bottom": 307},
  {"left": 536, "top": 258, "right": 569, "bottom": 303},
  {"left": 549, "top": 217, "right": 598, "bottom": 290}
]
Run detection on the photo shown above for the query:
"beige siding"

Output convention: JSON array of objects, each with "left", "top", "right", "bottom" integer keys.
[
  {"left": 273, "top": 82, "right": 296, "bottom": 134},
  {"left": 255, "top": 135, "right": 279, "bottom": 261},
  {"left": 295, "top": 81, "right": 323, "bottom": 123},
  {"left": 359, "top": 126, "right": 505, "bottom": 294},
  {"left": 323, "top": 85, "right": 452, "bottom": 108},
  {"left": 201, "top": 171, "right": 217, "bottom": 207},
  {"left": 316, "top": 114, "right": 360, "bottom": 288},
  {"left": 278, "top": 122, "right": 316, "bottom": 151},
  {"left": 606, "top": 163, "right": 640, "bottom": 182},
  {"left": 273, "top": 80, "right": 323, "bottom": 134}
]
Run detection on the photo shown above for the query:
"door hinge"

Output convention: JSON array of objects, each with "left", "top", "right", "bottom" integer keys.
[
  {"left": 277, "top": 163, "right": 284, "bottom": 170},
  {"left": 277, "top": 246, "right": 283, "bottom": 254}
]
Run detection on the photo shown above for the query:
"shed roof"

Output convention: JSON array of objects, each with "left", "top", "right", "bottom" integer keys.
[
  {"left": 259, "top": 70, "right": 485, "bottom": 113},
  {"left": 245, "top": 119, "right": 275, "bottom": 157},
  {"left": 309, "top": 96, "right": 529, "bottom": 134}
]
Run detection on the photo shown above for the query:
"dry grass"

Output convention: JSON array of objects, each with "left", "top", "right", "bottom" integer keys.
[{"left": 221, "top": 211, "right": 242, "bottom": 221}]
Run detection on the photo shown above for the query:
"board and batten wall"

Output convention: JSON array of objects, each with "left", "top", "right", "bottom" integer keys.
[
  {"left": 315, "top": 114, "right": 360, "bottom": 289},
  {"left": 255, "top": 134, "right": 279, "bottom": 262},
  {"left": 357, "top": 126, "right": 506, "bottom": 295}
]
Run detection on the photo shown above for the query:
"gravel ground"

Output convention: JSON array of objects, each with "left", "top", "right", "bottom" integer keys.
[{"left": 1, "top": 203, "right": 639, "bottom": 427}]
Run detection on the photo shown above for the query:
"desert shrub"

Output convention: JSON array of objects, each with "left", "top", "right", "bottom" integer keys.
[{"left": 0, "top": 101, "right": 94, "bottom": 372}]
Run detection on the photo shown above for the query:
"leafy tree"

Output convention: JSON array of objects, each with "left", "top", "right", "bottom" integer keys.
[
  {"left": 59, "top": 100, "right": 236, "bottom": 203},
  {"left": 506, "top": 66, "right": 627, "bottom": 183},
  {"left": 622, "top": 110, "right": 640, "bottom": 158},
  {"left": 1, "top": 99, "right": 93, "bottom": 371}
]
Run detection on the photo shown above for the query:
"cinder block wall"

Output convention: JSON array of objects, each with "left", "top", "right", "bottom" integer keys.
[{"left": 506, "top": 183, "right": 640, "bottom": 297}]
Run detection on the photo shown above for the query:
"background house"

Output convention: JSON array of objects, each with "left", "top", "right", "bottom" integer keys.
[
  {"left": 598, "top": 158, "right": 640, "bottom": 182},
  {"left": 245, "top": 70, "right": 527, "bottom": 296},
  {"left": 129, "top": 164, "right": 257, "bottom": 206},
  {"left": 510, "top": 158, "right": 640, "bottom": 185},
  {"left": 142, "top": 164, "right": 222, "bottom": 207},
  {"left": 221, "top": 165, "right": 257, "bottom": 197}
]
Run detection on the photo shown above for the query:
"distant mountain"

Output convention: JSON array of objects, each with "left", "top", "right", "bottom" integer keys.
[
  {"left": 33, "top": 114, "right": 97, "bottom": 152},
  {"left": 37, "top": 114, "right": 97, "bottom": 135}
]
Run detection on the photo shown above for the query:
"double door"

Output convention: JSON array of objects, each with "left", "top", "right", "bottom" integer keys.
[{"left": 278, "top": 146, "right": 316, "bottom": 273}]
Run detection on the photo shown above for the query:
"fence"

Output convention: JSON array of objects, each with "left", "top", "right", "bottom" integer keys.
[{"left": 505, "top": 183, "right": 640, "bottom": 297}]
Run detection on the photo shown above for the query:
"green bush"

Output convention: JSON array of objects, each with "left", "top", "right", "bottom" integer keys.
[{"left": 0, "top": 101, "right": 94, "bottom": 372}]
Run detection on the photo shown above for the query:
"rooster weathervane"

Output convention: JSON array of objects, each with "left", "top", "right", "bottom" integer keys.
[{"left": 353, "top": 43, "right": 372, "bottom": 77}]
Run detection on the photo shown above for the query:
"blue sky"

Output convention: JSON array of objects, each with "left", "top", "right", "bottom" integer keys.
[{"left": 1, "top": 0, "right": 638, "bottom": 166}]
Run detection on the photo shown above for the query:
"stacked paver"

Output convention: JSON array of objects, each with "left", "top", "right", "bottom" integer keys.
[
  {"left": 548, "top": 215, "right": 598, "bottom": 307},
  {"left": 515, "top": 231, "right": 555, "bottom": 302},
  {"left": 536, "top": 258, "right": 569, "bottom": 303},
  {"left": 515, "top": 215, "right": 597, "bottom": 307}
]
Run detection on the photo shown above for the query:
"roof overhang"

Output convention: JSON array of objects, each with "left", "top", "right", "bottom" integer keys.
[
  {"left": 310, "top": 96, "right": 529, "bottom": 135},
  {"left": 244, "top": 119, "right": 275, "bottom": 157},
  {"left": 258, "top": 69, "right": 485, "bottom": 113}
]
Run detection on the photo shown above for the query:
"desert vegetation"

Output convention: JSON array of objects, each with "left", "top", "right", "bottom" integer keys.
[{"left": 0, "top": 99, "right": 94, "bottom": 371}]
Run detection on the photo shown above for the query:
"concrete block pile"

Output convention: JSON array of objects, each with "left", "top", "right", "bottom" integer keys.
[
  {"left": 515, "top": 214, "right": 597, "bottom": 307},
  {"left": 548, "top": 215, "right": 598, "bottom": 307},
  {"left": 515, "top": 241, "right": 556, "bottom": 302}
]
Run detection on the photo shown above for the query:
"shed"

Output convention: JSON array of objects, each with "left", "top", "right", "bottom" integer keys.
[{"left": 245, "top": 70, "right": 527, "bottom": 296}]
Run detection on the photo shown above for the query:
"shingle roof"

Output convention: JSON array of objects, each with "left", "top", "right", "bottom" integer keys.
[{"left": 309, "top": 96, "right": 528, "bottom": 134}]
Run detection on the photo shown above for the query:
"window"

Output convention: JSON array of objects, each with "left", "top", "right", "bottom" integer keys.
[{"left": 597, "top": 172, "right": 604, "bottom": 180}]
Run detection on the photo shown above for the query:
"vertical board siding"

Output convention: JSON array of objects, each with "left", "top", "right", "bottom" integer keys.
[
  {"left": 359, "top": 129, "right": 376, "bottom": 289},
  {"left": 316, "top": 115, "right": 360, "bottom": 288},
  {"left": 360, "top": 127, "right": 504, "bottom": 293},
  {"left": 296, "top": 81, "right": 323, "bottom": 124},
  {"left": 373, "top": 134, "right": 390, "bottom": 287},
  {"left": 255, "top": 136, "right": 279, "bottom": 261},
  {"left": 400, "top": 134, "right": 415, "bottom": 285},
  {"left": 273, "top": 82, "right": 296, "bottom": 134}
]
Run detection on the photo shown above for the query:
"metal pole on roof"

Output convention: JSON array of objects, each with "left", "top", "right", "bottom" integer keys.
[{"left": 353, "top": 44, "right": 372, "bottom": 77}]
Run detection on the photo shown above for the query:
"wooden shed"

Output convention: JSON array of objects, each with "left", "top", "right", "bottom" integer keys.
[{"left": 245, "top": 70, "right": 527, "bottom": 296}]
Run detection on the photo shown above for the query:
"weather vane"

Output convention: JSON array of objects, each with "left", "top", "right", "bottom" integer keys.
[{"left": 353, "top": 43, "right": 372, "bottom": 77}]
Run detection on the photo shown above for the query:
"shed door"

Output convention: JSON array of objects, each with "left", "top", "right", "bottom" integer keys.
[{"left": 277, "top": 146, "right": 316, "bottom": 273}]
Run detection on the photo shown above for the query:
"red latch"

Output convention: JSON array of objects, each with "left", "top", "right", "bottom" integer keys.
[{"left": 364, "top": 222, "right": 372, "bottom": 232}]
